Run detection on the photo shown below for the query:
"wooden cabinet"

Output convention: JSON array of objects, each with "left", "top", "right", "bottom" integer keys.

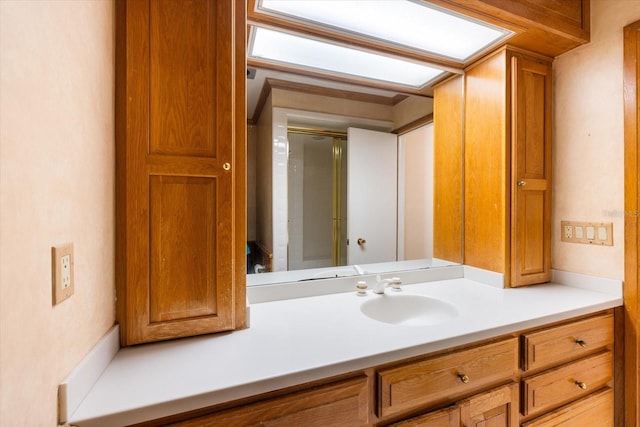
[
  {"left": 459, "top": 383, "right": 519, "bottom": 427},
  {"left": 115, "top": 0, "right": 246, "bottom": 346},
  {"left": 464, "top": 47, "right": 552, "bottom": 287},
  {"left": 520, "top": 313, "right": 614, "bottom": 425}
]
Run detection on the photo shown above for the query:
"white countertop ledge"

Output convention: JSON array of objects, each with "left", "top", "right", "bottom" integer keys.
[{"left": 69, "top": 278, "right": 622, "bottom": 426}]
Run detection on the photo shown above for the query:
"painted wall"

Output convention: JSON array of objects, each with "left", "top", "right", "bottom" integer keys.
[
  {"left": 0, "top": 1, "right": 115, "bottom": 425},
  {"left": 552, "top": 0, "right": 640, "bottom": 280}
]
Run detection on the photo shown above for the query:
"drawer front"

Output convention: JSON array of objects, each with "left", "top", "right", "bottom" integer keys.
[
  {"left": 169, "top": 376, "right": 369, "bottom": 426},
  {"left": 522, "top": 313, "right": 613, "bottom": 371},
  {"left": 377, "top": 337, "right": 518, "bottom": 418},
  {"left": 522, "top": 387, "right": 613, "bottom": 427},
  {"left": 522, "top": 351, "right": 612, "bottom": 417}
]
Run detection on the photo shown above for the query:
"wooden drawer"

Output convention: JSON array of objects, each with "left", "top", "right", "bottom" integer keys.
[
  {"left": 522, "top": 351, "right": 613, "bottom": 417},
  {"left": 522, "top": 313, "right": 613, "bottom": 371},
  {"left": 522, "top": 387, "right": 613, "bottom": 427},
  {"left": 377, "top": 337, "right": 518, "bottom": 418},
  {"left": 169, "top": 376, "right": 368, "bottom": 426}
]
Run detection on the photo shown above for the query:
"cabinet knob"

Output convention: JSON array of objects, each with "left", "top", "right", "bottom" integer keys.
[
  {"left": 575, "top": 339, "right": 587, "bottom": 347},
  {"left": 517, "top": 180, "right": 526, "bottom": 187},
  {"left": 457, "top": 373, "right": 470, "bottom": 384},
  {"left": 223, "top": 162, "right": 231, "bottom": 171},
  {"left": 357, "top": 238, "right": 366, "bottom": 246},
  {"left": 575, "top": 380, "right": 587, "bottom": 390}
]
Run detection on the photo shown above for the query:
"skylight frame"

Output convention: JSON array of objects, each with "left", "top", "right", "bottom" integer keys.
[
  {"left": 248, "top": 25, "right": 450, "bottom": 90},
  {"left": 254, "top": 0, "right": 514, "bottom": 63}
]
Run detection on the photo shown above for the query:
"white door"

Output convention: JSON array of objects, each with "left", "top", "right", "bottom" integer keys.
[{"left": 347, "top": 128, "right": 398, "bottom": 265}]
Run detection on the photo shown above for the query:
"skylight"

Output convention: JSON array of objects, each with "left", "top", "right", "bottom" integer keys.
[
  {"left": 249, "top": 27, "right": 446, "bottom": 89},
  {"left": 258, "top": 0, "right": 513, "bottom": 62}
]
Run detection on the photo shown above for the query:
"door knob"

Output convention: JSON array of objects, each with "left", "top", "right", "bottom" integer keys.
[
  {"left": 517, "top": 180, "right": 526, "bottom": 187},
  {"left": 357, "top": 238, "right": 366, "bottom": 246}
]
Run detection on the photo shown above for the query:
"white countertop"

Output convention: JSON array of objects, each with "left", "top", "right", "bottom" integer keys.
[{"left": 68, "top": 277, "right": 622, "bottom": 426}]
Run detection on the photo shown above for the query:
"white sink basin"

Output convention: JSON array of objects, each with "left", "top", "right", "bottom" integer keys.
[{"left": 360, "top": 294, "right": 458, "bottom": 326}]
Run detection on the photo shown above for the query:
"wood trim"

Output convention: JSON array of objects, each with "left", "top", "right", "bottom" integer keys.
[
  {"left": 392, "top": 113, "right": 433, "bottom": 135},
  {"left": 623, "top": 19, "right": 640, "bottom": 427},
  {"left": 267, "top": 78, "right": 406, "bottom": 106}
]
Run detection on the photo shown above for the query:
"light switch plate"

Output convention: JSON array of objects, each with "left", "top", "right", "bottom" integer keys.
[
  {"left": 560, "top": 221, "right": 613, "bottom": 246},
  {"left": 52, "top": 243, "right": 74, "bottom": 305}
]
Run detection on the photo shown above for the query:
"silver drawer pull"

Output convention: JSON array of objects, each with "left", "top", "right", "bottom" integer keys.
[
  {"left": 575, "top": 339, "right": 587, "bottom": 347},
  {"left": 457, "top": 373, "right": 470, "bottom": 384},
  {"left": 575, "top": 380, "right": 587, "bottom": 390}
]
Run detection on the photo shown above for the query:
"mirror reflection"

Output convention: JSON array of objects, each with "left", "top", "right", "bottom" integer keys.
[{"left": 246, "top": 69, "right": 464, "bottom": 285}]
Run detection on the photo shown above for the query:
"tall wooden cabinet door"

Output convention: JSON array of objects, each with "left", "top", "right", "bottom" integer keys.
[
  {"left": 459, "top": 383, "right": 519, "bottom": 427},
  {"left": 510, "top": 54, "right": 552, "bottom": 287},
  {"left": 116, "top": 0, "right": 246, "bottom": 345}
]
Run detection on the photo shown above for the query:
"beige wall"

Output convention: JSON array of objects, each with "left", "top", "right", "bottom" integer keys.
[
  {"left": 552, "top": 0, "right": 640, "bottom": 280},
  {"left": 0, "top": 1, "right": 115, "bottom": 425}
]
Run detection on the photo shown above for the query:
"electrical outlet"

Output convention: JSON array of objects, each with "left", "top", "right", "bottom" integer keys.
[
  {"left": 52, "top": 243, "right": 74, "bottom": 305},
  {"left": 564, "top": 225, "right": 573, "bottom": 239}
]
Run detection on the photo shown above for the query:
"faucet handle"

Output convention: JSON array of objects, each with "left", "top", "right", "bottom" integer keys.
[
  {"left": 390, "top": 277, "right": 402, "bottom": 291},
  {"left": 355, "top": 280, "right": 368, "bottom": 296}
]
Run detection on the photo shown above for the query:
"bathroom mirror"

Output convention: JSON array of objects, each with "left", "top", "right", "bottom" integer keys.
[
  {"left": 243, "top": 0, "right": 489, "bottom": 285},
  {"left": 245, "top": 68, "right": 464, "bottom": 285}
]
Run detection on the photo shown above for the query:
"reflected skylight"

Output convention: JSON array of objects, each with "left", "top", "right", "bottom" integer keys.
[
  {"left": 259, "top": 0, "right": 512, "bottom": 62},
  {"left": 249, "top": 27, "right": 446, "bottom": 89}
]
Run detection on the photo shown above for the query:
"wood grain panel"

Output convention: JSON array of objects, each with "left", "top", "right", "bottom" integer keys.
[
  {"left": 389, "top": 405, "right": 460, "bottom": 427},
  {"left": 464, "top": 50, "right": 509, "bottom": 276},
  {"left": 169, "top": 376, "right": 369, "bottom": 426},
  {"left": 624, "top": 19, "right": 640, "bottom": 427},
  {"left": 116, "top": 0, "right": 244, "bottom": 345},
  {"left": 433, "top": 75, "right": 463, "bottom": 264},
  {"left": 459, "top": 383, "right": 519, "bottom": 427},
  {"left": 377, "top": 337, "right": 518, "bottom": 418},
  {"left": 522, "top": 351, "right": 613, "bottom": 417},
  {"left": 522, "top": 313, "right": 614, "bottom": 372},
  {"left": 510, "top": 54, "right": 551, "bottom": 286},
  {"left": 428, "top": 0, "right": 589, "bottom": 57},
  {"left": 149, "top": 176, "right": 218, "bottom": 322},
  {"left": 150, "top": 0, "right": 217, "bottom": 157},
  {"left": 522, "top": 387, "right": 613, "bottom": 427}
]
